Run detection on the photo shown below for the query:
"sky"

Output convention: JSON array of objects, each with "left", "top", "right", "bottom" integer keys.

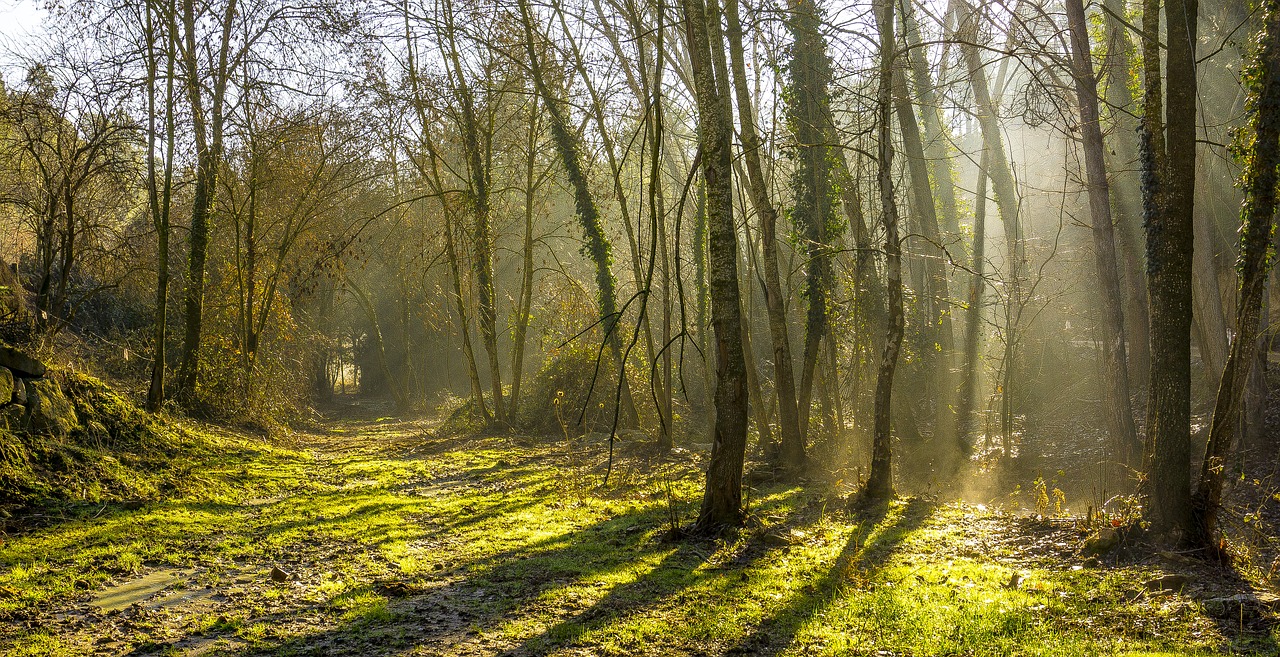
[{"left": 0, "top": 0, "right": 47, "bottom": 52}]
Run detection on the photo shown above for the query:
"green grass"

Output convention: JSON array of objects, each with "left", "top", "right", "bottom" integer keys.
[{"left": 0, "top": 415, "right": 1274, "bottom": 656}]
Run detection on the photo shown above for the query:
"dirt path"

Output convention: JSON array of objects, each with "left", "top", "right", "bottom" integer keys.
[{"left": 2, "top": 411, "right": 1277, "bottom": 656}]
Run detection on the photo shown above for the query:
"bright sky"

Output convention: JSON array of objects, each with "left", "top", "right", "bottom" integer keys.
[{"left": 0, "top": 0, "right": 47, "bottom": 51}]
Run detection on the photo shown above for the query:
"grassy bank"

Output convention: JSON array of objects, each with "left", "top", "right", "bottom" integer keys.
[{"left": 0, "top": 412, "right": 1275, "bottom": 656}]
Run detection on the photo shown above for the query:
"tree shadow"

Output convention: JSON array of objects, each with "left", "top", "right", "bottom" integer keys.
[
  {"left": 726, "top": 496, "right": 936, "bottom": 655},
  {"left": 154, "top": 510, "right": 684, "bottom": 656}
]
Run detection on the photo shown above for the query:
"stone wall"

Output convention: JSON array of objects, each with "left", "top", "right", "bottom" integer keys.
[{"left": 0, "top": 345, "right": 79, "bottom": 437}]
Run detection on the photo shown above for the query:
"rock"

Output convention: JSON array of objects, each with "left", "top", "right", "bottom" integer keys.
[
  {"left": 24, "top": 378, "right": 78, "bottom": 436},
  {"left": 0, "top": 345, "right": 46, "bottom": 378},
  {"left": 269, "top": 566, "right": 292, "bottom": 583},
  {"left": 0, "top": 404, "right": 24, "bottom": 431},
  {"left": 1082, "top": 528, "right": 1120, "bottom": 555},
  {"left": 11, "top": 378, "right": 26, "bottom": 405},
  {"left": 618, "top": 429, "right": 652, "bottom": 443},
  {"left": 0, "top": 367, "right": 11, "bottom": 404},
  {"left": 1203, "top": 593, "right": 1280, "bottom": 619},
  {"left": 1143, "top": 573, "right": 1191, "bottom": 592}
]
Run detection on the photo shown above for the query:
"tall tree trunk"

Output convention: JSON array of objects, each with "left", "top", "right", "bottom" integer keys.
[
  {"left": 959, "top": 0, "right": 1023, "bottom": 458},
  {"left": 1192, "top": 0, "right": 1280, "bottom": 549},
  {"left": 682, "top": 0, "right": 750, "bottom": 532},
  {"left": 1102, "top": 0, "right": 1152, "bottom": 381},
  {"left": 957, "top": 150, "right": 989, "bottom": 458},
  {"left": 519, "top": 0, "right": 640, "bottom": 430},
  {"left": 509, "top": 99, "right": 541, "bottom": 423},
  {"left": 901, "top": 0, "right": 959, "bottom": 234},
  {"left": 724, "top": 0, "right": 803, "bottom": 469},
  {"left": 145, "top": 0, "right": 177, "bottom": 413},
  {"left": 1066, "top": 0, "right": 1141, "bottom": 464},
  {"left": 446, "top": 211, "right": 491, "bottom": 423},
  {"left": 891, "top": 61, "right": 954, "bottom": 447},
  {"left": 1143, "top": 0, "right": 1198, "bottom": 539},
  {"left": 175, "top": 0, "right": 237, "bottom": 401},
  {"left": 787, "top": 0, "right": 836, "bottom": 456},
  {"left": 866, "top": 0, "right": 903, "bottom": 502},
  {"left": 442, "top": 14, "right": 504, "bottom": 426}
]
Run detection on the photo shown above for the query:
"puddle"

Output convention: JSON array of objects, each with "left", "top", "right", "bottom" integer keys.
[{"left": 91, "top": 569, "right": 193, "bottom": 612}]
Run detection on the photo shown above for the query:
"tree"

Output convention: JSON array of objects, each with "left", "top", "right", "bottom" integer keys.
[
  {"left": 518, "top": 0, "right": 641, "bottom": 431},
  {"left": 174, "top": 0, "right": 239, "bottom": 400},
  {"left": 865, "top": 0, "right": 904, "bottom": 502},
  {"left": 1065, "top": 0, "right": 1140, "bottom": 463},
  {"left": 681, "top": 0, "right": 750, "bottom": 531},
  {"left": 786, "top": 0, "right": 838, "bottom": 464},
  {"left": 1142, "top": 0, "right": 1199, "bottom": 540},
  {"left": 142, "top": 0, "right": 179, "bottom": 412},
  {"left": 724, "top": 0, "right": 804, "bottom": 469},
  {"left": 1192, "top": 0, "right": 1280, "bottom": 550}
]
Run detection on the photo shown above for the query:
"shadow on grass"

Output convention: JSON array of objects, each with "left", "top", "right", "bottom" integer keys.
[
  {"left": 727, "top": 496, "right": 936, "bottom": 655},
  {"left": 210, "top": 510, "right": 686, "bottom": 656}
]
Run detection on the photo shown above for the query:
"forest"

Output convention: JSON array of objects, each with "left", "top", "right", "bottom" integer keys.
[{"left": 0, "top": 0, "right": 1278, "bottom": 653}]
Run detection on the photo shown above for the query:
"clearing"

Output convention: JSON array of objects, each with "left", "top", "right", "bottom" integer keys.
[{"left": 1, "top": 406, "right": 1276, "bottom": 656}]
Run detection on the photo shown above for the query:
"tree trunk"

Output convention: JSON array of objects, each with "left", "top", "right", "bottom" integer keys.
[
  {"left": 145, "top": 2, "right": 177, "bottom": 413},
  {"left": 1143, "top": 0, "right": 1198, "bottom": 540},
  {"left": 866, "top": 0, "right": 903, "bottom": 503},
  {"left": 682, "top": 0, "right": 750, "bottom": 532},
  {"left": 1066, "top": 0, "right": 1141, "bottom": 464},
  {"left": 446, "top": 211, "right": 491, "bottom": 423},
  {"left": 901, "top": 0, "right": 959, "bottom": 234},
  {"left": 509, "top": 99, "right": 540, "bottom": 423},
  {"left": 957, "top": 150, "right": 989, "bottom": 459},
  {"left": 959, "top": 0, "right": 1023, "bottom": 459},
  {"left": 1192, "top": 0, "right": 1280, "bottom": 549},
  {"left": 519, "top": 0, "right": 640, "bottom": 430},
  {"left": 787, "top": 0, "right": 836, "bottom": 457},
  {"left": 1102, "top": 0, "right": 1152, "bottom": 382},
  {"left": 442, "top": 16, "right": 504, "bottom": 427},
  {"left": 175, "top": 0, "right": 237, "bottom": 401},
  {"left": 724, "top": 0, "right": 803, "bottom": 468},
  {"left": 891, "top": 61, "right": 954, "bottom": 448}
]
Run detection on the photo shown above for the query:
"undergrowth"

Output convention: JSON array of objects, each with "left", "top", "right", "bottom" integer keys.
[{"left": 0, "top": 370, "right": 295, "bottom": 522}]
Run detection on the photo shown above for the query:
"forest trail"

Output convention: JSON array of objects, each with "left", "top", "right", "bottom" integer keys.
[{"left": 1, "top": 408, "right": 1276, "bottom": 656}]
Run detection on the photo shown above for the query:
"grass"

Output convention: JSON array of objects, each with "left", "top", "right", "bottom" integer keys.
[{"left": 0, "top": 411, "right": 1275, "bottom": 656}]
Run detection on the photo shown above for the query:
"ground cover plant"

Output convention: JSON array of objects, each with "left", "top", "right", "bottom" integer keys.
[{"left": 1, "top": 405, "right": 1274, "bottom": 656}]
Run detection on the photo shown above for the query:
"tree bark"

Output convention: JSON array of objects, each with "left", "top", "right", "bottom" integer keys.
[
  {"left": 1192, "top": 0, "right": 1280, "bottom": 549},
  {"left": 175, "top": 0, "right": 237, "bottom": 401},
  {"left": 682, "top": 0, "right": 750, "bottom": 532},
  {"left": 787, "top": 0, "right": 836, "bottom": 456},
  {"left": 1066, "top": 0, "right": 1141, "bottom": 464},
  {"left": 441, "top": 11, "right": 504, "bottom": 426},
  {"left": 1143, "top": 0, "right": 1198, "bottom": 539},
  {"left": 145, "top": 0, "right": 177, "bottom": 412},
  {"left": 866, "top": 0, "right": 903, "bottom": 502},
  {"left": 724, "top": 0, "right": 803, "bottom": 470},
  {"left": 446, "top": 210, "right": 491, "bottom": 423},
  {"left": 1102, "top": 0, "right": 1152, "bottom": 381},
  {"left": 957, "top": 150, "right": 989, "bottom": 458}
]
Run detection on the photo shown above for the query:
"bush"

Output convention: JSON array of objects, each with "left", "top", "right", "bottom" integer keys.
[{"left": 517, "top": 344, "right": 650, "bottom": 437}]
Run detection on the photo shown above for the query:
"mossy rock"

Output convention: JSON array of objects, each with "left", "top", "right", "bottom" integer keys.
[
  {"left": 0, "top": 344, "right": 46, "bottom": 378},
  {"left": 0, "top": 366, "right": 12, "bottom": 403},
  {"left": 25, "top": 378, "right": 79, "bottom": 437},
  {"left": 0, "top": 403, "right": 24, "bottom": 431}
]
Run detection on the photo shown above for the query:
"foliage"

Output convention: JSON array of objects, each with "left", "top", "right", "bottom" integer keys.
[
  {"left": 1, "top": 417, "right": 1265, "bottom": 654},
  {"left": 0, "top": 370, "right": 279, "bottom": 516},
  {"left": 517, "top": 343, "right": 648, "bottom": 437}
]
